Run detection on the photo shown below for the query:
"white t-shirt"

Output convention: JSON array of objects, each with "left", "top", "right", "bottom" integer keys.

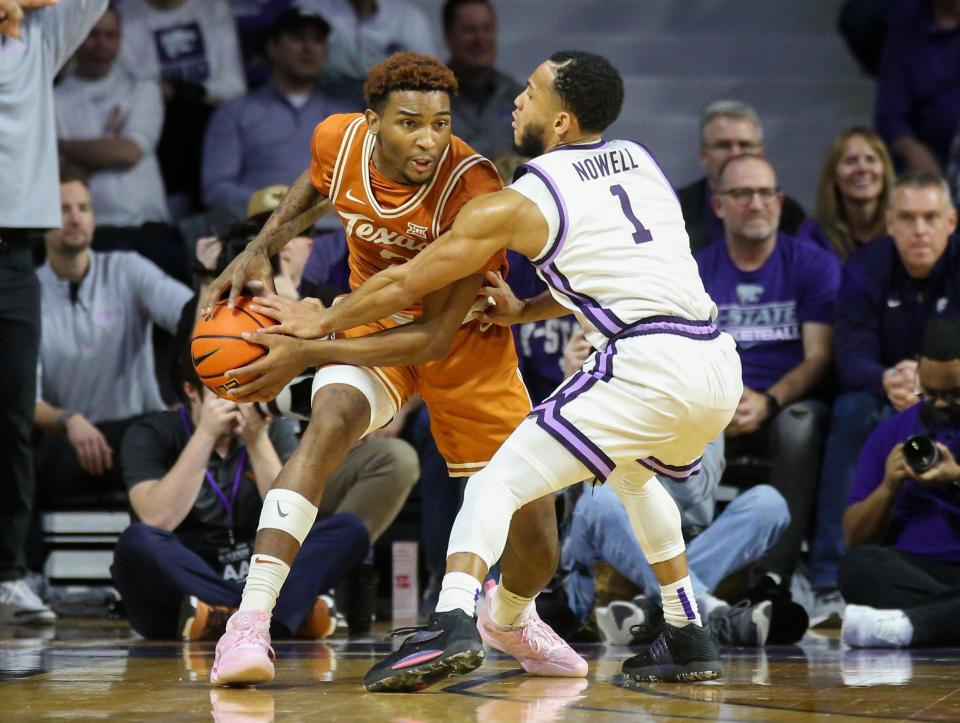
[
  {"left": 118, "top": 0, "right": 246, "bottom": 101},
  {"left": 55, "top": 67, "right": 170, "bottom": 226},
  {"left": 0, "top": 0, "right": 109, "bottom": 228},
  {"left": 294, "top": 0, "right": 438, "bottom": 83}
]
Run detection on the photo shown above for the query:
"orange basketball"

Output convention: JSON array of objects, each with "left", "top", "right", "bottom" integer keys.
[{"left": 191, "top": 296, "right": 277, "bottom": 398}]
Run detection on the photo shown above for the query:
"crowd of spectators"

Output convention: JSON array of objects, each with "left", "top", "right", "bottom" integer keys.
[{"left": 3, "top": 0, "right": 960, "bottom": 655}]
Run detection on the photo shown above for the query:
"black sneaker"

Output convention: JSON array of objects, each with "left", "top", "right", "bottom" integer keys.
[
  {"left": 363, "top": 609, "right": 485, "bottom": 692},
  {"left": 628, "top": 597, "right": 665, "bottom": 645},
  {"left": 622, "top": 623, "right": 723, "bottom": 682},
  {"left": 709, "top": 600, "right": 772, "bottom": 647}
]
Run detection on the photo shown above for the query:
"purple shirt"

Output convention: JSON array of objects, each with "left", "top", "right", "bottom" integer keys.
[
  {"left": 695, "top": 233, "right": 840, "bottom": 390},
  {"left": 874, "top": 3, "right": 960, "bottom": 168},
  {"left": 849, "top": 403, "right": 960, "bottom": 562},
  {"left": 507, "top": 251, "right": 576, "bottom": 405},
  {"left": 201, "top": 82, "right": 358, "bottom": 212}
]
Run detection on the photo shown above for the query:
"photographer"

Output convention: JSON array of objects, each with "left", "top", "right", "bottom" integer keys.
[
  {"left": 840, "top": 317, "right": 960, "bottom": 648},
  {"left": 111, "top": 341, "right": 370, "bottom": 640},
  {"left": 195, "top": 185, "right": 339, "bottom": 307}
]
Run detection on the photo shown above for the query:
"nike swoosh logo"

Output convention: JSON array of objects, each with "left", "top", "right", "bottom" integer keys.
[
  {"left": 277, "top": 502, "right": 289, "bottom": 517},
  {"left": 345, "top": 188, "right": 366, "bottom": 206},
  {"left": 192, "top": 348, "right": 219, "bottom": 366},
  {"left": 253, "top": 556, "right": 281, "bottom": 565}
]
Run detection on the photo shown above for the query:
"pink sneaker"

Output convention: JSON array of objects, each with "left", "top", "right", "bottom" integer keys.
[
  {"left": 210, "top": 610, "right": 275, "bottom": 686},
  {"left": 477, "top": 580, "right": 587, "bottom": 677}
]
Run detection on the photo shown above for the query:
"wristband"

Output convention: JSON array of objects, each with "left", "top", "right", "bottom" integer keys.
[
  {"left": 763, "top": 392, "right": 781, "bottom": 418},
  {"left": 58, "top": 410, "right": 77, "bottom": 433}
]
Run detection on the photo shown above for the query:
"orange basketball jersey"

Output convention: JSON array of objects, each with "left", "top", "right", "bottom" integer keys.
[
  {"left": 307, "top": 113, "right": 531, "bottom": 476},
  {"left": 311, "top": 113, "right": 505, "bottom": 321}
]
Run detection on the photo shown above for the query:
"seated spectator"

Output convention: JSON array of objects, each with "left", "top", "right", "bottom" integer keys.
[
  {"left": 839, "top": 317, "right": 960, "bottom": 648},
  {"left": 118, "top": 0, "right": 247, "bottom": 216},
  {"left": 564, "top": 437, "right": 801, "bottom": 647},
  {"left": 293, "top": 0, "right": 438, "bottom": 106},
  {"left": 875, "top": 0, "right": 960, "bottom": 174},
  {"left": 802, "top": 127, "right": 895, "bottom": 262},
  {"left": 676, "top": 100, "right": 806, "bottom": 254},
  {"left": 442, "top": 0, "right": 521, "bottom": 161},
  {"left": 201, "top": 8, "right": 357, "bottom": 218},
  {"left": 55, "top": 4, "right": 170, "bottom": 228},
  {"left": 696, "top": 154, "right": 839, "bottom": 591},
  {"left": 811, "top": 171, "right": 960, "bottom": 620},
  {"left": 227, "top": 0, "right": 295, "bottom": 87},
  {"left": 33, "top": 168, "right": 192, "bottom": 504},
  {"left": 110, "top": 343, "right": 369, "bottom": 640}
]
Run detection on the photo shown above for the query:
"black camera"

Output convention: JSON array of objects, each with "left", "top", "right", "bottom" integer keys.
[
  {"left": 201, "top": 220, "right": 281, "bottom": 279},
  {"left": 902, "top": 435, "right": 940, "bottom": 473}
]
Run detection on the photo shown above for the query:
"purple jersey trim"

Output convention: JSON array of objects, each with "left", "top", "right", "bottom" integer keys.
[
  {"left": 532, "top": 371, "right": 615, "bottom": 480},
  {"left": 637, "top": 455, "right": 703, "bottom": 481},
  {"left": 549, "top": 139, "right": 608, "bottom": 152},
  {"left": 629, "top": 140, "right": 682, "bottom": 206},
  {"left": 517, "top": 162, "right": 568, "bottom": 266}
]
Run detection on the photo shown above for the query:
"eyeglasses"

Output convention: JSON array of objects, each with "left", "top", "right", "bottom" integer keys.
[
  {"left": 914, "top": 384, "right": 960, "bottom": 406},
  {"left": 717, "top": 187, "right": 780, "bottom": 205},
  {"left": 705, "top": 140, "right": 762, "bottom": 153}
]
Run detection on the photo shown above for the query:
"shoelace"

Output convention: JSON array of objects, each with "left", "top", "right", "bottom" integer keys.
[
  {"left": 519, "top": 618, "right": 566, "bottom": 656},
  {"left": 390, "top": 622, "right": 433, "bottom": 638},
  {"left": 231, "top": 622, "right": 276, "bottom": 660},
  {"left": 708, "top": 600, "right": 751, "bottom": 643}
]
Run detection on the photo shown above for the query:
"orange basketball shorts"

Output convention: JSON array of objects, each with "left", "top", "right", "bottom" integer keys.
[{"left": 341, "top": 320, "right": 531, "bottom": 476}]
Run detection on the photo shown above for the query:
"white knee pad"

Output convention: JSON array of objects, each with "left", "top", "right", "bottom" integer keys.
[
  {"left": 311, "top": 364, "right": 396, "bottom": 436},
  {"left": 446, "top": 427, "right": 576, "bottom": 569},
  {"left": 258, "top": 488, "right": 319, "bottom": 546},
  {"left": 608, "top": 472, "right": 686, "bottom": 565}
]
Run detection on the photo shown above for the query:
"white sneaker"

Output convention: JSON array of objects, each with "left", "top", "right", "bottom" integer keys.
[
  {"left": 841, "top": 604, "right": 913, "bottom": 648},
  {"left": 810, "top": 590, "right": 845, "bottom": 629},
  {"left": 0, "top": 579, "right": 57, "bottom": 625}
]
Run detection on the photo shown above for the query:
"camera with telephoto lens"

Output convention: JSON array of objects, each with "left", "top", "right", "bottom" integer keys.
[{"left": 902, "top": 435, "right": 940, "bottom": 473}]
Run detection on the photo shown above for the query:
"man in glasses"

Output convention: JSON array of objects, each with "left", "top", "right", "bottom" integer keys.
[
  {"left": 813, "top": 172, "right": 960, "bottom": 627},
  {"left": 676, "top": 100, "right": 807, "bottom": 254},
  {"left": 840, "top": 317, "right": 960, "bottom": 648},
  {"left": 695, "top": 153, "right": 840, "bottom": 596}
]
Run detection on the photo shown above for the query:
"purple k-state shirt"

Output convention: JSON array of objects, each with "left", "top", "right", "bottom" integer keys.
[
  {"left": 695, "top": 233, "right": 840, "bottom": 390},
  {"left": 849, "top": 403, "right": 960, "bottom": 563}
]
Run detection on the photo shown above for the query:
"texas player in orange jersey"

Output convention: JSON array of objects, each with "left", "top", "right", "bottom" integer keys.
[{"left": 201, "top": 53, "right": 586, "bottom": 687}]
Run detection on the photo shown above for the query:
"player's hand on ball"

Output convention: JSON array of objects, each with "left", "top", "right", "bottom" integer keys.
[
  {"left": 202, "top": 244, "right": 276, "bottom": 314},
  {"left": 477, "top": 270, "right": 524, "bottom": 326},
  {"left": 226, "top": 333, "right": 309, "bottom": 403},
  {"left": 248, "top": 294, "right": 329, "bottom": 339}
]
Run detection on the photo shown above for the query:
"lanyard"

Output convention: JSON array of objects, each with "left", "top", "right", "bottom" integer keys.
[{"left": 178, "top": 407, "right": 247, "bottom": 544}]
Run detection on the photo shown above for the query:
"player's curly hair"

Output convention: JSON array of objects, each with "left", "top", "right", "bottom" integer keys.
[
  {"left": 364, "top": 52, "right": 458, "bottom": 113},
  {"left": 549, "top": 50, "right": 623, "bottom": 134}
]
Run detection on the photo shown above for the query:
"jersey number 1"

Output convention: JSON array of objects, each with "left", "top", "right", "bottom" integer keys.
[{"left": 610, "top": 184, "right": 652, "bottom": 244}]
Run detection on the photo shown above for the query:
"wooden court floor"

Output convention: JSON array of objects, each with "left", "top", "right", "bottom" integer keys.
[{"left": 1, "top": 621, "right": 958, "bottom": 721}]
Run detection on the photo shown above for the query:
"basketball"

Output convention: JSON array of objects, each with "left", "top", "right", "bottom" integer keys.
[{"left": 191, "top": 296, "right": 277, "bottom": 398}]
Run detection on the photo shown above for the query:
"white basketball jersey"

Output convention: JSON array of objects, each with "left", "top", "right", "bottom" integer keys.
[{"left": 509, "top": 139, "right": 717, "bottom": 349}]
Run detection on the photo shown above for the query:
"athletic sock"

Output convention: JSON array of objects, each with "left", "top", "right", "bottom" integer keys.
[
  {"left": 660, "top": 575, "right": 702, "bottom": 628},
  {"left": 490, "top": 579, "right": 536, "bottom": 626},
  {"left": 239, "top": 554, "right": 290, "bottom": 614},
  {"left": 435, "top": 572, "right": 482, "bottom": 616}
]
